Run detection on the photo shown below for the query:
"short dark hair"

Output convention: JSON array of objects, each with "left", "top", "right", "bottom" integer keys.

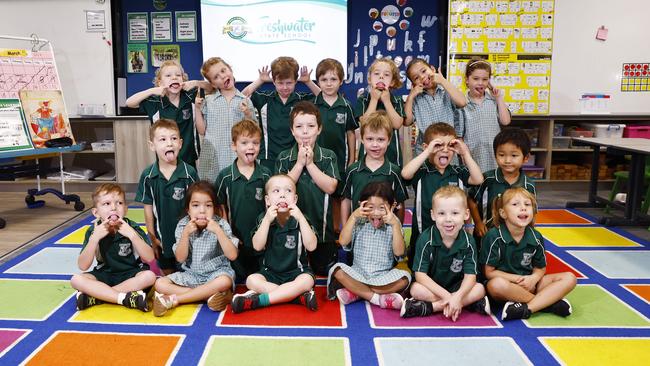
[
  {"left": 493, "top": 127, "right": 531, "bottom": 156},
  {"left": 290, "top": 101, "right": 321, "bottom": 129},
  {"left": 183, "top": 181, "right": 217, "bottom": 215},
  {"left": 359, "top": 181, "right": 395, "bottom": 206}
]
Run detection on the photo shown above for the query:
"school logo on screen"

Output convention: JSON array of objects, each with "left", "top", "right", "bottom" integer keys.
[
  {"left": 223, "top": 16, "right": 316, "bottom": 44},
  {"left": 223, "top": 17, "right": 249, "bottom": 39}
]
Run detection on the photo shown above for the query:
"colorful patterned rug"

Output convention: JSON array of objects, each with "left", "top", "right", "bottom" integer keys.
[{"left": 0, "top": 208, "right": 649, "bottom": 365}]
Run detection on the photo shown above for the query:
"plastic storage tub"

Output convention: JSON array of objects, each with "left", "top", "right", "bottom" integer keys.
[
  {"left": 522, "top": 166, "right": 544, "bottom": 179},
  {"left": 623, "top": 125, "right": 650, "bottom": 139},
  {"left": 585, "top": 123, "right": 626, "bottom": 138}
]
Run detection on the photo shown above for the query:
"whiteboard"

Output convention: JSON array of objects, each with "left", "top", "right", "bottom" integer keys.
[
  {"left": 550, "top": 0, "right": 650, "bottom": 114},
  {"left": 0, "top": 0, "right": 115, "bottom": 115}
]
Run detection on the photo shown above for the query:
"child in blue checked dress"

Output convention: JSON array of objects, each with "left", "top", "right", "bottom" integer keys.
[
  {"left": 327, "top": 181, "right": 410, "bottom": 310},
  {"left": 153, "top": 181, "right": 239, "bottom": 316}
]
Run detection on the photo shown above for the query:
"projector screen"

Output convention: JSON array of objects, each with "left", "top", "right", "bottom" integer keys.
[{"left": 200, "top": 0, "right": 348, "bottom": 82}]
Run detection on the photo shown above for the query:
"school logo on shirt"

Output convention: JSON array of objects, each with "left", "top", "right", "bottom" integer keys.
[
  {"left": 172, "top": 187, "right": 185, "bottom": 201},
  {"left": 285, "top": 235, "right": 296, "bottom": 249},
  {"left": 521, "top": 252, "right": 533, "bottom": 267},
  {"left": 182, "top": 108, "right": 191, "bottom": 120},
  {"left": 335, "top": 113, "right": 346, "bottom": 124},
  {"left": 118, "top": 242, "right": 132, "bottom": 256},
  {"left": 450, "top": 258, "right": 463, "bottom": 273},
  {"left": 255, "top": 188, "right": 263, "bottom": 200}
]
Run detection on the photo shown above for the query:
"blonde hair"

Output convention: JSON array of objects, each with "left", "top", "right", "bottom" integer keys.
[
  {"left": 92, "top": 183, "right": 125, "bottom": 205},
  {"left": 423, "top": 123, "right": 457, "bottom": 144},
  {"left": 149, "top": 119, "right": 180, "bottom": 141},
  {"left": 465, "top": 57, "right": 492, "bottom": 79},
  {"left": 432, "top": 186, "right": 467, "bottom": 209},
  {"left": 368, "top": 57, "right": 403, "bottom": 89},
  {"left": 265, "top": 174, "right": 296, "bottom": 194},
  {"left": 360, "top": 110, "right": 392, "bottom": 140},
  {"left": 492, "top": 187, "right": 538, "bottom": 227},
  {"left": 153, "top": 60, "right": 188, "bottom": 86},
  {"left": 200, "top": 57, "right": 232, "bottom": 79}
]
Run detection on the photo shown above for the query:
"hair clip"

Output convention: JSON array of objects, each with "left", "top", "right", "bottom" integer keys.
[{"left": 468, "top": 60, "right": 491, "bottom": 67}]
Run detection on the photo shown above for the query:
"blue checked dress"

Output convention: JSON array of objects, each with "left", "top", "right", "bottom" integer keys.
[
  {"left": 168, "top": 215, "right": 238, "bottom": 287},
  {"left": 328, "top": 219, "right": 411, "bottom": 286},
  {"left": 460, "top": 92, "right": 505, "bottom": 173}
]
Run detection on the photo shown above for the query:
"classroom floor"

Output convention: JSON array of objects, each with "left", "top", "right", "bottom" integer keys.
[{"left": 0, "top": 186, "right": 649, "bottom": 365}]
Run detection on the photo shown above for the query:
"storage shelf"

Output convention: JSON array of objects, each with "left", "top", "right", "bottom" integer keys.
[
  {"left": 553, "top": 148, "right": 593, "bottom": 152},
  {"left": 62, "top": 150, "right": 115, "bottom": 154},
  {"left": 531, "top": 147, "right": 547, "bottom": 152}
]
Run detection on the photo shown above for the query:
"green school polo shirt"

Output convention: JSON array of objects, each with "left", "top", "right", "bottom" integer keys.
[
  {"left": 411, "top": 161, "right": 471, "bottom": 242},
  {"left": 254, "top": 214, "right": 310, "bottom": 274},
  {"left": 81, "top": 218, "right": 150, "bottom": 274},
  {"left": 354, "top": 92, "right": 406, "bottom": 167},
  {"left": 479, "top": 226, "right": 547, "bottom": 276},
  {"left": 215, "top": 161, "right": 271, "bottom": 249},
  {"left": 135, "top": 161, "right": 198, "bottom": 256},
  {"left": 342, "top": 158, "right": 408, "bottom": 210},
  {"left": 469, "top": 168, "right": 536, "bottom": 223},
  {"left": 412, "top": 226, "right": 478, "bottom": 291},
  {"left": 276, "top": 144, "right": 340, "bottom": 243},
  {"left": 311, "top": 92, "right": 358, "bottom": 174},
  {"left": 139, "top": 88, "right": 199, "bottom": 166},
  {"left": 250, "top": 90, "right": 309, "bottom": 166}
]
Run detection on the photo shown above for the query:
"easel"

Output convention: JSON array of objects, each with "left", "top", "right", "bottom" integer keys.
[{"left": 0, "top": 34, "right": 85, "bottom": 229}]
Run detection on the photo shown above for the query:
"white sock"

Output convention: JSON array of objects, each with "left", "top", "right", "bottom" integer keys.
[
  {"left": 116, "top": 292, "right": 126, "bottom": 304},
  {"left": 370, "top": 293, "right": 380, "bottom": 306}
]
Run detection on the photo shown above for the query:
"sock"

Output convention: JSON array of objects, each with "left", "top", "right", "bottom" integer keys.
[
  {"left": 258, "top": 293, "right": 270, "bottom": 307},
  {"left": 370, "top": 293, "right": 380, "bottom": 306},
  {"left": 117, "top": 292, "right": 126, "bottom": 305}
]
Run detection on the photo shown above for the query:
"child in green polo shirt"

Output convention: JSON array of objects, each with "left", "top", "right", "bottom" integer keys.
[
  {"left": 71, "top": 183, "right": 156, "bottom": 312},
  {"left": 401, "top": 123, "right": 483, "bottom": 269},
  {"left": 136, "top": 119, "right": 199, "bottom": 275},
  {"left": 400, "top": 186, "right": 489, "bottom": 320},
  {"left": 230, "top": 174, "right": 318, "bottom": 313},
  {"left": 480, "top": 187, "right": 576, "bottom": 321},
  {"left": 469, "top": 128, "right": 537, "bottom": 242},
  {"left": 355, "top": 57, "right": 406, "bottom": 167},
  {"left": 276, "top": 101, "right": 340, "bottom": 276},
  {"left": 242, "top": 56, "right": 321, "bottom": 171},
  {"left": 126, "top": 60, "right": 211, "bottom": 166},
  {"left": 215, "top": 119, "right": 271, "bottom": 280},
  {"left": 341, "top": 110, "right": 408, "bottom": 225}
]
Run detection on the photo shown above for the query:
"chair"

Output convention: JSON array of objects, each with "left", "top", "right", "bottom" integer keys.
[{"left": 606, "top": 160, "right": 650, "bottom": 217}]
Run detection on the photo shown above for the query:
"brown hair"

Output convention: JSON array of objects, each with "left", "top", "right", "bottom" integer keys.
[
  {"left": 149, "top": 119, "right": 180, "bottom": 141},
  {"left": 316, "top": 58, "right": 344, "bottom": 81},
  {"left": 431, "top": 185, "right": 467, "bottom": 210},
  {"left": 492, "top": 187, "right": 538, "bottom": 227},
  {"left": 405, "top": 58, "right": 431, "bottom": 84},
  {"left": 184, "top": 181, "right": 218, "bottom": 215},
  {"left": 200, "top": 57, "right": 232, "bottom": 79},
  {"left": 92, "top": 183, "right": 125, "bottom": 205},
  {"left": 289, "top": 101, "right": 321, "bottom": 129},
  {"left": 359, "top": 181, "right": 395, "bottom": 206},
  {"left": 423, "top": 123, "right": 457, "bottom": 144},
  {"left": 271, "top": 56, "right": 299, "bottom": 81},
  {"left": 368, "top": 58, "right": 403, "bottom": 89},
  {"left": 360, "top": 110, "right": 392, "bottom": 139},
  {"left": 231, "top": 119, "right": 262, "bottom": 143},
  {"left": 464, "top": 57, "right": 492, "bottom": 79},
  {"left": 153, "top": 60, "right": 188, "bottom": 86}
]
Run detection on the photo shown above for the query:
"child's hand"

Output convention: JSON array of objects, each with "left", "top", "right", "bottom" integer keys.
[
  {"left": 516, "top": 275, "right": 537, "bottom": 292},
  {"left": 409, "top": 83, "right": 424, "bottom": 96},
  {"left": 151, "top": 86, "right": 167, "bottom": 96},
  {"left": 195, "top": 88, "right": 204, "bottom": 110},
  {"left": 449, "top": 138, "right": 470, "bottom": 156},
  {"left": 382, "top": 203, "right": 399, "bottom": 226},
  {"left": 473, "top": 221, "right": 488, "bottom": 237},
  {"left": 369, "top": 85, "right": 382, "bottom": 101},
  {"left": 488, "top": 82, "right": 502, "bottom": 99},
  {"left": 298, "top": 66, "right": 312, "bottom": 83},
  {"left": 297, "top": 144, "right": 309, "bottom": 166},
  {"left": 303, "top": 145, "right": 314, "bottom": 166},
  {"left": 116, "top": 218, "right": 138, "bottom": 240},
  {"left": 90, "top": 218, "right": 111, "bottom": 240},
  {"left": 258, "top": 66, "right": 272, "bottom": 83},
  {"left": 264, "top": 205, "right": 278, "bottom": 223},
  {"left": 432, "top": 66, "right": 447, "bottom": 85},
  {"left": 352, "top": 200, "right": 372, "bottom": 219},
  {"left": 183, "top": 219, "right": 199, "bottom": 236},
  {"left": 444, "top": 293, "right": 463, "bottom": 322},
  {"left": 240, "top": 98, "right": 253, "bottom": 119},
  {"left": 379, "top": 88, "right": 391, "bottom": 103},
  {"left": 288, "top": 203, "right": 304, "bottom": 220},
  {"left": 427, "top": 138, "right": 445, "bottom": 154},
  {"left": 206, "top": 217, "right": 222, "bottom": 235}
]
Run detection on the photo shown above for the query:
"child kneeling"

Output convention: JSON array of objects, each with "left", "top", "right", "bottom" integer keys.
[
  {"left": 327, "top": 181, "right": 410, "bottom": 310},
  {"left": 401, "top": 186, "right": 489, "bottom": 320}
]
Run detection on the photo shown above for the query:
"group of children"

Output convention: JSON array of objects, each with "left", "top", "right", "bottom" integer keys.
[{"left": 70, "top": 55, "right": 576, "bottom": 322}]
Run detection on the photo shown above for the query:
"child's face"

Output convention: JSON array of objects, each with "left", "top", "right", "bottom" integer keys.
[
  {"left": 499, "top": 193, "right": 534, "bottom": 229},
  {"left": 408, "top": 62, "right": 435, "bottom": 89},
  {"left": 466, "top": 68, "right": 490, "bottom": 96},
  {"left": 265, "top": 176, "right": 298, "bottom": 213},
  {"left": 495, "top": 142, "right": 528, "bottom": 174},
  {"left": 431, "top": 195, "right": 469, "bottom": 238},
  {"left": 158, "top": 65, "right": 184, "bottom": 94},
  {"left": 206, "top": 61, "right": 234, "bottom": 90},
  {"left": 187, "top": 191, "right": 215, "bottom": 229},
  {"left": 93, "top": 191, "right": 127, "bottom": 226},
  {"left": 425, "top": 134, "right": 456, "bottom": 169},
  {"left": 291, "top": 113, "right": 321, "bottom": 148},
  {"left": 369, "top": 62, "right": 394, "bottom": 90},
  {"left": 149, "top": 127, "right": 182, "bottom": 163},
  {"left": 273, "top": 77, "right": 297, "bottom": 99},
  {"left": 361, "top": 129, "right": 390, "bottom": 160},
  {"left": 317, "top": 70, "right": 342, "bottom": 97},
  {"left": 231, "top": 133, "right": 261, "bottom": 165},
  {"left": 365, "top": 196, "right": 390, "bottom": 229}
]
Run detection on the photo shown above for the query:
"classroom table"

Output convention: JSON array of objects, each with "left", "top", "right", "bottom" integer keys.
[
  {"left": 0, "top": 145, "right": 85, "bottom": 229},
  {"left": 566, "top": 137, "right": 650, "bottom": 226}
]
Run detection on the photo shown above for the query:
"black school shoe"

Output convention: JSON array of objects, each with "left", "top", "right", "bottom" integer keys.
[
  {"left": 400, "top": 298, "right": 433, "bottom": 318},
  {"left": 122, "top": 291, "right": 149, "bottom": 312},
  {"left": 326, "top": 276, "right": 343, "bottom": 300},
  {"left": 501, "top": 301, "right": 531, "bottom": 321},
  {"left": 541, "top": 298, "right": 572, "bottom": 317},
  {"left": 76, "top": 292, "right": 103, "bottom": 310},
  {"left": 291, "top": 290, "right": 318, "bottom": 311},
  {"left": 467, "top": 295, "right": 491, "bottom": 315}
]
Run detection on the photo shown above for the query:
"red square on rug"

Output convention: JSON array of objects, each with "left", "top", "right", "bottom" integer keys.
[
  {"left": 546, "top": 251, "right": 585, "bottom": 278},
  {"left": 218, "top": 286, "right": 345, "bottom": 328}
]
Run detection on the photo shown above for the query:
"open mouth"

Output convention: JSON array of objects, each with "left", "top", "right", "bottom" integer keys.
[
  {"left": 164, "top": 150, "right": 176, "bottom": 159},
  {"left": 223, "top": 78, "right": 231, "bottom": 88},
  {"left": 370, "top": 217, "right": 383, "bottom": 228},
  {"left": 244, "top": 152, "right": 255, "bottom": 162},
  {"left": 107, "top": 214, "right": 119, "bottom": 223},
  {"left": 169, "top": 82, "right": 181, "bottom": 89},
  {"left": 277, "top": 202, "right": 288, "bottom": 209},
  {"left": 438, "top": 155, "right": 449, "bottom": 165},
  {"left": 517, "top": 214, "right": 529, "bottom": 221},
  {"left": 442, "top": 223, "right": 456, "bottom": 232},
  {"left": 375, "top": 81, "right": 386, "bottom": 90}
]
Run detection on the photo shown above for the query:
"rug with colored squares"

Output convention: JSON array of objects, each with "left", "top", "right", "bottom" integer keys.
[{"left": 1, "top": 208, "right": 649, "bottom": 365}]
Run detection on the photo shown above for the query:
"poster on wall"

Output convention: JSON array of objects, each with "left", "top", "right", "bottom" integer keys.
[
  {"left": 621, "top": 62, "right": 650, "bottom": 92},
  {"left": 18, "top": 90, "right": 75, "bottom": 148},
  {"left": 447, "top": 0, "right": 555, "bottom": 115},
  {"left": 152, "top": 12, "right": 173, "bottom": 42},
  {"left": 151, "top": 44, "right": 180, "bottom": 67},
  {"left": 176, "top": 11, "right": 197, "bottom": 42},
  {"left": 127, "top": 44, "right": 148, "bottom": 73},
  {"left": 0, "top": 49, "right": 62, "bottom": 99},
  {"left": 128, "top": 12, "right": 149, "bottom": 42},
  {"left": 0, "top": 99, "right": 33, "bottom": 152}
]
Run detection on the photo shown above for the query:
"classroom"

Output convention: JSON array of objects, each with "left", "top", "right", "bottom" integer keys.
[{"left": 0, "top": 0, "right": 649, "bottom": 365}]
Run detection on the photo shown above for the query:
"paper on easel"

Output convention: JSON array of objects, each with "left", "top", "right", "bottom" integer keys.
[
  {"left": 19, "top": 90, "right": 75, "bottom": 148},
  {"left": 0, "top": 99, "right": 33, "bottom": 152}
]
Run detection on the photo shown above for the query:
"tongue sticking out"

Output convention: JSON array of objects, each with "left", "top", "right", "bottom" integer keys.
[
  {"left": 169, "top": 83, "right": 181, "bottom": 89},
  {"left": 108, "top": 214, "right": 119, "bottom": 223},
  {"left": 439, "top": 156, "right": 449, "bottom": 165},
  {"left": 371, "top": 217, "right": 383, "bottom": 228},
  {"left": 376, "top": 82, "right": 386, "bottom": 90},
  {"left": 277, "top": 202, "right": 288, "bottom": 209}
]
